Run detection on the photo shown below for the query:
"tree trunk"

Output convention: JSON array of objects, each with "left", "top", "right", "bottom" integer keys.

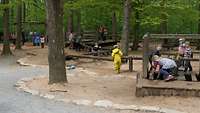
[
  {"left": 160, "top": 0, "right": 168, "bottom": 45},
  {"left": 112, "top": 12, "right": 117, "bottom": 41},
  {"left": 23, "top": 2, "right": 26, "bottom": 23},
  {"left": 10, "top": 7, "right": 14, "bottom": 32},
  {"left": 197, "top": 2, "right": 200, "bottom": 50},
  {"left": 45, "top": 0, "right": 67, "bottom": 84},
  {"left": 76, "top": 10, "right": 81, "bottom": 36},
  {"left": 132, "top": 3, "right": 140, "bottom": 50},
  {"left": 1, "top": 0, "right": 12, "bottom": 55},
  {"left": 67, "top": 9, "right": 73, "bottom": 33},
  {"left": 121, "top": 0, "right": 130, "bottom": 56},
  {"left": 15, "top": 0, "right": 22, "bottom": 49}
]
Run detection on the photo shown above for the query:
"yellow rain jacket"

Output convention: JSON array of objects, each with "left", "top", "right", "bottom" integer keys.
[{"left": 112, "top": 48, "right": 123, "bottom": 73}]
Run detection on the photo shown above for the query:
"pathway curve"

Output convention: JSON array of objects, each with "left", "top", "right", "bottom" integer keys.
[{"left": 0, "top": 56, "right": 153, "bottom": 113}]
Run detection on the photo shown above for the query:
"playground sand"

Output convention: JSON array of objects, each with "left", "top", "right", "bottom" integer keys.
[{"left": 6, "top": 43, "right": 200, "bottom": 113}]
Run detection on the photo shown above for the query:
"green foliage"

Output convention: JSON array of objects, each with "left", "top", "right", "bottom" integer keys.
[{"left": 0, "top": 0, "right": 199, "bottom": 38}]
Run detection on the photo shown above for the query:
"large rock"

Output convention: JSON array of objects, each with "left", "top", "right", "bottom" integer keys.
[
  {"left": 94, "top": 100, "right": 113, "bottom": 108},
  {"left": 72, "top": 99, "right": 92, "bottom": 106}
]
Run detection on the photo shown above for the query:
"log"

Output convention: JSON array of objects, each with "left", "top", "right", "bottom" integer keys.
[
  {"left": 65, "top": 54, "right": 142, "bottom": 72},
  {"left": 66, "top": 54, "right": 112, "bottom": 61},
  {"left": 162, "top": 51, "right": 200, "bottom": 54},
  {"left": 66, "top": 55, "right": 142, "bottom": 61},
  {"left": 150, "top": 34, "right": 200, "bottom": 39}
]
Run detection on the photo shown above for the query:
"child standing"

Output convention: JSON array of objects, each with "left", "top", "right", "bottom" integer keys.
[
  {"left": 92, "top": 43, "right": 100, "bottom": 56},
  {"left": 177, "top": 38, "right": 186, "bottom": 70},
  {"left": 40, "top": 35, "right": 45, "bottom": 48},
  {"left": 184, "top": 41, "right": 193, "bottom": 72},
  {"left": 112, "top": 45, "right": 123, "bottom": 74}
]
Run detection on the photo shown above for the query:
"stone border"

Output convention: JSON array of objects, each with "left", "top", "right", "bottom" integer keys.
[
  {"left": 15, "top": 76, "right": 187, "bottom": 113},
  {"left": 16, "top": 57, "right": 187, "bottom": 113},
  {"left": 17, "top": 57, "right": 48, "bottom": 68}
]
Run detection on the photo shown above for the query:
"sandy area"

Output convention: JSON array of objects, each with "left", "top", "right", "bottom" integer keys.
[
  {"left": 25, "top": 58, "right": 200, "bottom": 113},
  {"left": 3, "top": 43, "right": 200, "bottom": 113},
  {"left": 26, "top": 64, "right": 200, "bottom": 113}
]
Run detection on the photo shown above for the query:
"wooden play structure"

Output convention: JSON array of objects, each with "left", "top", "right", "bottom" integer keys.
[
  {"left": 136, "top": 33, "right": 200, "bottom": 97},
  {"left": 65, "top": 31, "right": 142, "bottom": 72}
]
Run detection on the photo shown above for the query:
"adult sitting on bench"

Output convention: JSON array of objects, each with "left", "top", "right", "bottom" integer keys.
[{"left": 152, "top": 55, "right": 177, "bottom": 82}]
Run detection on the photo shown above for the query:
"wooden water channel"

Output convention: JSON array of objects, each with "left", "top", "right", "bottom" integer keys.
[
  {"left": 136, "top": 33, "right": 200, "bottom": 97},
  {"left": 66, "top": 54, "right": 142, "bottom": 72}
]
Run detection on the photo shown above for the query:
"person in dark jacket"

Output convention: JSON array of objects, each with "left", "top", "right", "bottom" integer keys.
[{"left": 147, "top": 46, "right": 162, "bottom": 79}]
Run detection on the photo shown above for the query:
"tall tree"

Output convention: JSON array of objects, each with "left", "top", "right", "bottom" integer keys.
[
  {"left": 45, "top": 0, "right": 67, "bottom": 84},
  {"left": 198, "top": 2, "right": 200, "bottom": 34},
  {"left": 160, "top": 0, "right": 168, "bottom": 45},
  {"left": 1, "top": 0, "right": 12, "bottom": 55},
  {"left": 197, "top": 1, "right": 200, "bottom": 50},
  {"left": 76, "top": 10, "right": 81, "bottom": 35},
  {"left": 121, "top": 0, "right": 131, "bottom": 56},
  {"left": 67, "top": 9, "right": 73, "bottom": 33},
  {"left": 160, "top": 0, "right": 167, "bottom": 34},
  {"left": 132, "top": 0, "right": 142, "bottom": 50},
  {"left": 112, "top": 11, "right": 117, "bottom": 41},
  {"left": 16, "top": 0, "right": 22, "bottom": 49},
  {"left": 23, "top": 2, "right": 26, "bottom": 23}
]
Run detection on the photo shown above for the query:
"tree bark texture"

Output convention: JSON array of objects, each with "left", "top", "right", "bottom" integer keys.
[
  {"left": 132, "top": 2, "right": 140, "bottom": 50},
  {"left": 76, "top": 10, "right": 81, "bottom": 36},
  {"left": 2, "top": 0, "right": 12, "bottom": 55},
  {"left": 16, "top": 0, "right": 22, "bottom": 49},
  {"left": 160, "top": 0, "right": 167, "bottom": 34},
  {"left": 67, "top": 9, "right": 73, "bottom": 33},
  {"left": 121, "top": 0, "right": 130, "bottom": 56},
  {"left": 197, "top": 2, "right": 200, "bottom": 50},
  {"left": 45, "top": 0, "right": 67, "bottom": 84},
  {"left": 112, "top": 12, "right": 117, "bottom": 41},
  {"left": 197, "top": 2, "right": 200, "bottom": 33},
  {"left": 160, "top": 0, "right": 168, "bottom": 45},
  {"left": 23, "top": 2, "right": 26, "bottom": 23}
]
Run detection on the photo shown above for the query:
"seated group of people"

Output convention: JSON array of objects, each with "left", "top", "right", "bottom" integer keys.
[{"left": 148, "top": 38, "right": 193, "bottom": 82}]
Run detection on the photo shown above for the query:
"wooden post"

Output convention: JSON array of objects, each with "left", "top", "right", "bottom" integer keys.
[
  {"left": 129, "top": 56, "right": 133, "bottom": 72},
  {"left": 199, "top": 53, "right": 200, "bottom": 74},
  {"left": 143, "top": 33, "right": 149, "bottom": 78}
]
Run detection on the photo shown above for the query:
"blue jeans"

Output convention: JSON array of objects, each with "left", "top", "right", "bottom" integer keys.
[{"left": 159, "top": 68, "right": 171, "bottom": 79}]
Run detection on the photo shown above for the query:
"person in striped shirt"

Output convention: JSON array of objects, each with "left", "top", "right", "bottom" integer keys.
[{"left": 183, "top": 41, "right": 193, "bottom": 72}]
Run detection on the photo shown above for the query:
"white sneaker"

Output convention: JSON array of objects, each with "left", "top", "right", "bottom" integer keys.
[{"left": 178, "top": 66, "right": 185, "bottom": 71}]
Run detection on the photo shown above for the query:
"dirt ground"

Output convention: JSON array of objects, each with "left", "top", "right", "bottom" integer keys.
[{"left": 2, "top": 43, "right": 200, "bottom": 113}]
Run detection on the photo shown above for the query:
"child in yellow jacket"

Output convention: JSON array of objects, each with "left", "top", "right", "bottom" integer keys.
[{"left": 112, "top": 45, "right": 123, "bottom": 73}]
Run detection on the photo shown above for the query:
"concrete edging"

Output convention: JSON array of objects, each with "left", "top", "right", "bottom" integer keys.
[
  {"left": 15, "top": 58, "right": 187, "bottom": 113},
  {"left": 14, "top": 75, "right": 186, "bottom": 113}
]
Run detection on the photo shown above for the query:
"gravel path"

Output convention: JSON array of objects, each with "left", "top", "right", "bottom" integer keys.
[{"left": 0, "top": 56, "right": 153, "bottom": 113}]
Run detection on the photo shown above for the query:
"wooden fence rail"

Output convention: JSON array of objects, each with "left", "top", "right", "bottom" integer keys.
[
  {"left": 66, "top": 54, "right": 142, "bottom": 72},
  {"left": 150, "top": 34, "right": 200, "bottom": 39}
]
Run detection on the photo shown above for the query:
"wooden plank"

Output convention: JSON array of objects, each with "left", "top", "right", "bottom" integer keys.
[
  {"left": 143, "top": 34, "right": 149, "bottom": 78},
  {"left": 129, "top": 57, "right": 133, "bottom": 72},
  {"left": 150, "top": 34, "right": 200, "bottom": 39},
  {"left": 136, "top": 78, "right": 200, "bottom": 97},
  {"left": 66, "top": 54, "right": 142, "bottom": 61},
  {"left": 66, "top": 55, "right": 112, "bottom": 61},
  {"left": 162, "top": 51, "right": 200, "bottom": 55},
  {"left": 13, "top": 21, "right": 45, "bottom": 25}
]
